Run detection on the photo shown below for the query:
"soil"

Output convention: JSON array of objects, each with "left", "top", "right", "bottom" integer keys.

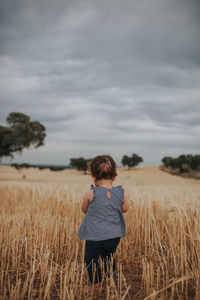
[{"left": 159, "top": 165, "right": 200, "bottom": 180}]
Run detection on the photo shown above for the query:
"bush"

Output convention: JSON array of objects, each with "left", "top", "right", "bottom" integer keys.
[
  {"left": 121, "top": 153, "right": 143, "bottom": 169},
  {"left": 161, "top": 154, "right": 200, "bottom": 172},
  {"left": 180, "top": 164, "right": 191, "bottom": 173},
  {"left": 70, "top": 157, "right": 91, "bottom": 173}
]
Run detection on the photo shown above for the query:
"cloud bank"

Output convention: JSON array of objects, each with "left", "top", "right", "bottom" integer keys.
[{"left": 1, "top": 0, "right": 200, "bottom": 165}]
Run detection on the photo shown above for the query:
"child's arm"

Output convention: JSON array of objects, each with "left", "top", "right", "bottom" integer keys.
[
  {"left": 81, "top": 190, "right": 94, "bottom": 213},
  {"left": 121, "top": 194, "right": 129, "bottom": 213}
]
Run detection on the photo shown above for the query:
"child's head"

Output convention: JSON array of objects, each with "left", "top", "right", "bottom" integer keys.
[{"left": 89, "top": 155, "right": 117, "bottom": 181}]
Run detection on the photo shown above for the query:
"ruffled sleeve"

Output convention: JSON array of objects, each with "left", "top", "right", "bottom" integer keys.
[
  {"left": 90, "top": 184, "right": 95, "bottom": 190},
  {"left": 90, "top": 184, "right": 96, "bottom": 199}
]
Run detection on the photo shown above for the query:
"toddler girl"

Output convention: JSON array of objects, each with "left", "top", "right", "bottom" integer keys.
[{"left": 77, "top": 155, "right": 129, "bottom": 286}]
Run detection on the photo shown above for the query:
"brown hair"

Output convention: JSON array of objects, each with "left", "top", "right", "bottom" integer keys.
[{"left": 89, "top": 155, "right": 117, "bottom": 180}]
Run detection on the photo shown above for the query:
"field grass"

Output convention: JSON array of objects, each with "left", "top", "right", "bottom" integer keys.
[{"left": 0, "top": 166, "right": 200, "bottom": 299}]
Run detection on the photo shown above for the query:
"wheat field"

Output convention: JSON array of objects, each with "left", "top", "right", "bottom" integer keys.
[{"left": 0, "top": 165, "right": 200, "bottom": 300}]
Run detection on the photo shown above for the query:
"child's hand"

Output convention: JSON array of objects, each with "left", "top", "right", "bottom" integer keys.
[
  {"left": 81, "top": 190, "right": 94, "bottom": 213},
  {"left": 121, "top": 194, "right": 129, "bottom": 213}
]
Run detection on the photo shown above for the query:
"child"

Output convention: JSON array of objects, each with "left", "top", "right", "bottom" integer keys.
[{"left": 77, "top": 155, "right": 129, "bottom": 287}]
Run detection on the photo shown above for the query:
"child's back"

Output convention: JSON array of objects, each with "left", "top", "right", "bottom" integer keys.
[{"left": 78, "top": 184, "right": 126, "bottom": 241}]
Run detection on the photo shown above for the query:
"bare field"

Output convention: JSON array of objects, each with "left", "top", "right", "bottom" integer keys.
[{"left": 0, "top": 166, "right": 200, "bottom": 299}]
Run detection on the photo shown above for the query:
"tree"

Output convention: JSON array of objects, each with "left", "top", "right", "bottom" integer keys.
[
  {"left": 11, "top": 163, "right": 30, "bottom": 171},
  {"left": 121, "top": 155, "right": 129, "bottom": 167},
  {"left": 70, "top": 157, "right": 91, "bottom": 174},
  {"left": 0, "top": 112, "right": 46, "bottom": 159},
  {"left": 121, "top": 153, "right": 143, "bottom": 169},
  {"left": 161, "top": 154, "right": 200, "bottom": 172},
  {"left": 191, "top": 155, "right": 200, "bottom": 170},
  {"left": 162, "top": 156, "right": 173, "bottom": 168}
]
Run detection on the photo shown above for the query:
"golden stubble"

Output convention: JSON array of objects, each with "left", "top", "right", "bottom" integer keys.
[{"left": 0, "top": 166, "right": 200, "bottom": 299}]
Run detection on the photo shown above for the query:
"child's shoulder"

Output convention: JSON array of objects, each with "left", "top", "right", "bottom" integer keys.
[
  {"left": 90, "top": 184, "right": 124, "bottom": 191},
  {"left": 113, "top": 185, "right": 125, "bottom": 194}
]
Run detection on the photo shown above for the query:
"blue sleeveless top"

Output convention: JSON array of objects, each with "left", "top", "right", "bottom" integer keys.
[{"left": 77, "top": 184, "right": 126, "bottom": 241}]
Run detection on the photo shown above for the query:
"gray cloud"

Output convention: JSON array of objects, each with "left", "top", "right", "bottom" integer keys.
[{"left": 0, "top": 0, "right": 200, "bottom": 165}]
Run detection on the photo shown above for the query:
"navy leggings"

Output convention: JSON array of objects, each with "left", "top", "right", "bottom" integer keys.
[{"left": 84, "top": 237, "right": 120, "bottom": 284}]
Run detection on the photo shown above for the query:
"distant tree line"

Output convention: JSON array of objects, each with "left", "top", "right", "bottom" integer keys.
[
  {"left": 70, "top": 153, "right": 200, "bottom": 174},
  {"left": 162, "top": 154, "right": 200, "bottom": 173},
  {"left": 11, "top": 163, "right": 68, "bottom": 172},
  {"left": 69, "top": 153, "right": 143, "bottom": 172},
  {"left": 11, "top": 163, "right": 30, "bottom": 171}
]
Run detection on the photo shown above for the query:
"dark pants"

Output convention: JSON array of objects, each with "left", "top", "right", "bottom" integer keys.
[{"left": 84, "top": 237, "right": 120, "bottom": 284}]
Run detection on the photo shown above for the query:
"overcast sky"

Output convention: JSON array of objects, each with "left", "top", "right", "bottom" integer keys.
[{"left": 0, "top": 0, "right": 200, "bottom": 166}]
